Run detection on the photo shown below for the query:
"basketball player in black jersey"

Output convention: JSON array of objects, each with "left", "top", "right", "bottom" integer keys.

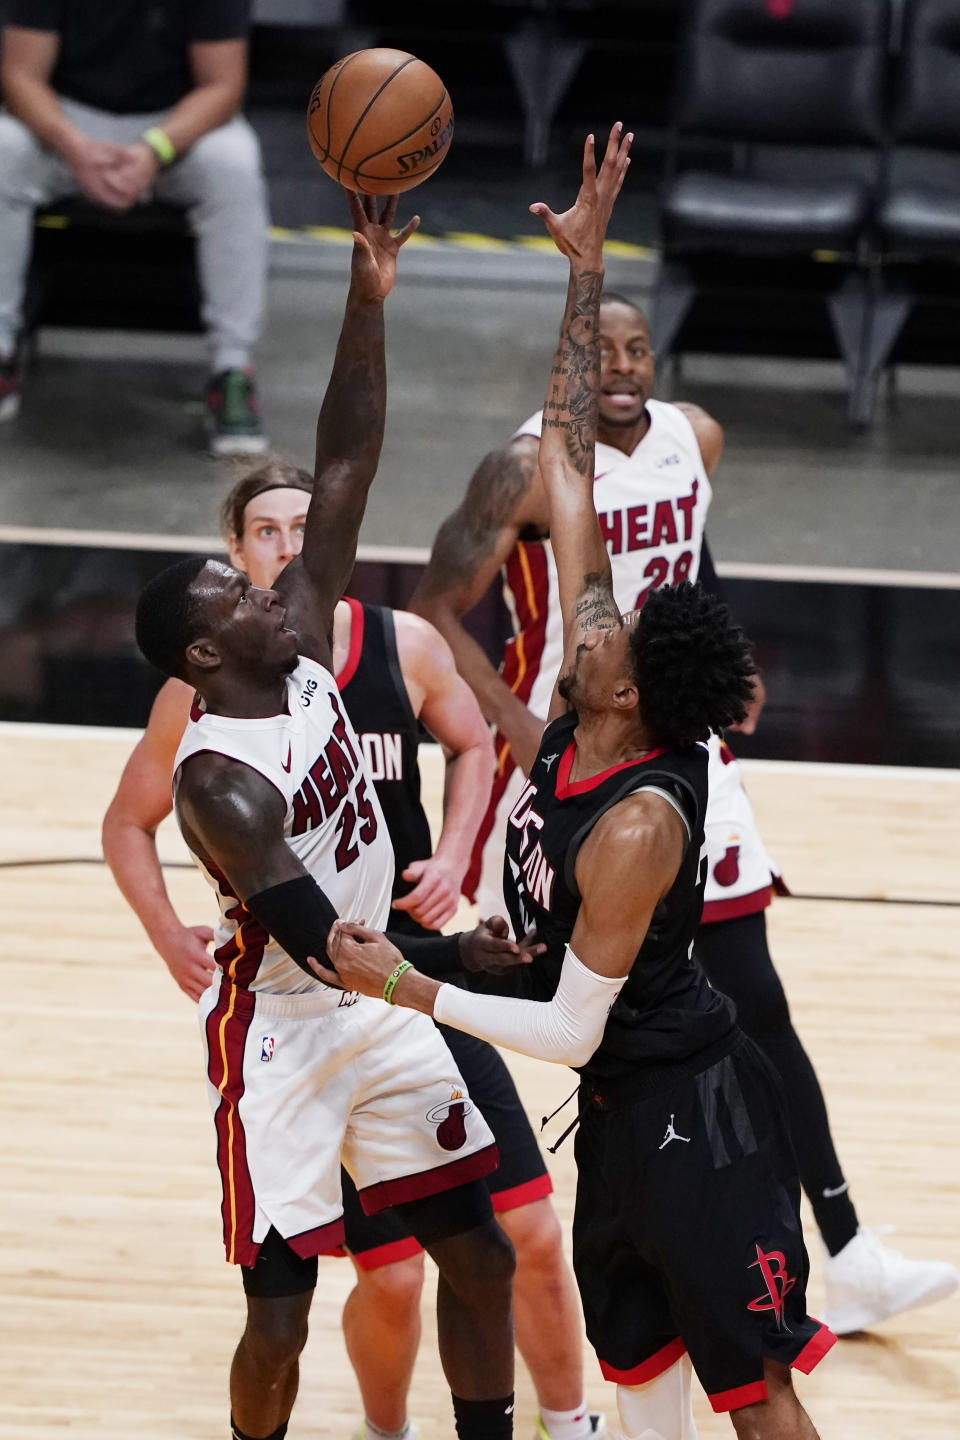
[{"left": 316, "top": 129, "right": 830, "bottom": 1440}]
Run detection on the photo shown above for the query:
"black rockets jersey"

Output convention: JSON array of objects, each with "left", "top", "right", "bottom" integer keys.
[
  {"left": 501, "top": 712, "right": 735, "bottom": 1083},
  {"left": 336, "top": 599, "right": 433, "bottom": 935}
]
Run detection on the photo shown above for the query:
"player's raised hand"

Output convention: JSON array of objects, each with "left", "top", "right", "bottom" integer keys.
[
  {"left": 348, "top": 191, "right": 420, "bottom": 302},
  {"left": 529, "top": 123, "right": 632, "bottom": 268}
]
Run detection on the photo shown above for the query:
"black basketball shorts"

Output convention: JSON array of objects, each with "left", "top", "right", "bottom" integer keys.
[
  {"left": 572, "top": 1032, "right": 836, "bottom": 1412},
  {"left": 342, "top": 1023, "right": 552, "bottom": 1269}
]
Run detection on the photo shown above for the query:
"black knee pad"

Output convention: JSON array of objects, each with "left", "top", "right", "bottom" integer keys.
[
  {"left": 394, "top": 1177, "right": 495, "bottom": 1247},
  {"left": 241, "top": 1227, "right": 319, "bottom": 1299}
]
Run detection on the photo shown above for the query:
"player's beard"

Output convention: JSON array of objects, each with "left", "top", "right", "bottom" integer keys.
[{"left": 557, "top": 666, "right": 578, "bottom": 705}]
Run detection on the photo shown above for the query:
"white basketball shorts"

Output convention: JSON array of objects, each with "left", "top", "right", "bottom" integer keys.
[{"left": 199, "top": 973, "right": 498, "bottom": 1266}]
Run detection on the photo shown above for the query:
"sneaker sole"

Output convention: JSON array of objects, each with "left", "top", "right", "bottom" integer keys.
[
  {"left": 0, "top": 393, "right": 21, "bottom": 423},
  {"left": 209, "top": 432, "right": 270, "bottom": 457},
  {"left": 533, "top": 1412, "right": 607, "bottom": 1440},
  {"left": 825, "top": 1270, "right": 960, "bottom": 1334}
]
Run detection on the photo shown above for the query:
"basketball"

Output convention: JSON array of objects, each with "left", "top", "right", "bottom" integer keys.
[{"left": 307, "top": 48, "right": 453, "bottom": 195}]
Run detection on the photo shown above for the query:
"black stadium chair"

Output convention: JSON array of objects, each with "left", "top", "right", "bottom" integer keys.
[
  {"left": 651, "top": 0, "right": 889, "bottom": 419},
  {"left": 23, "top": 200, "right": 203, "bottom": 341},
  {"left": 850, "top": 0, "right": 960, "bottom": 425}
]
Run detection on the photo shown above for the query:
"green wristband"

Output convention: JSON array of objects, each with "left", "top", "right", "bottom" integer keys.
[
  {"left": 142, "top": 126, "right": 176, "bottom": 166},
  {"left": 383, "top": 960, "right": 413, "bottom": 1005}
]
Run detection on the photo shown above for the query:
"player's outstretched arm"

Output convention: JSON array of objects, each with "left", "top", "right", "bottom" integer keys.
[
  {"left": 279, "top": 192, "right": 419, "bottom": 652},
  {"left": 102, "top": 679, "right": 215, "bottom": 1001},
  {"left": 410, "top": 435, "right": 548, "bottom": 771},
  {"left": 532, "top": 125, "right": 632, "bottom": 657},
  {"left": 315, "top": 793, "right": 683, "bottom": 1068}
]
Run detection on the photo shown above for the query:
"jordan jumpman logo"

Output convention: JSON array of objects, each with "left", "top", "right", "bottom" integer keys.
[{"left": 659, "top": 1113, "right": 691, "bottom": 1150}]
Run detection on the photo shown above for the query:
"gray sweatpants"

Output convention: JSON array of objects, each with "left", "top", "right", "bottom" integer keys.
[{"left": 0, "top": 98, "right": 270, "bottom": 370}]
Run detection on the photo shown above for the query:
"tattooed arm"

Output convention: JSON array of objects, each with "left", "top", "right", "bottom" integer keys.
[
  {"left": 275, "top": 192, "right": 418, "bottom": 665},
  {"left": 530, "top": 125, "right": 632, "bottom": 677},
  {"left": 411, "top": 434, "right": 550, "bottom": 772}
]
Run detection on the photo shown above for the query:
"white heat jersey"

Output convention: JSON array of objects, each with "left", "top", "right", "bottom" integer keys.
[
  {"left": 174, "top": 655, "right": 395, "bottom": 995},
  {"left": 467, "top": 399, "right": 778, "bottom": 919},
  {"left": 505, "top": 400, "right": 712, "bottom": 722}
]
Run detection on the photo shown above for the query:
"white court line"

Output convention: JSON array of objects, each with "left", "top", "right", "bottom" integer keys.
[
  {"left": 0, "top": 720, "right": 147, "bottom": 742},
  {"left": 1, "top": 523, "right": 959, "bottom": 587},
  {"left": 717, "top": 560, "right": 960, "bottom": 590},
  {"left": 736, "top": 756, "right": 960, "bottom": 783},
  {"left": 3, "top": 723, "right": 959, "bottom": 783}
]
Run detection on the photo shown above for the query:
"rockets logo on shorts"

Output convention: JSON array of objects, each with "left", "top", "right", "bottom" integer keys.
[
  {"left": 260, "top": 1036, "right": 275, "bottom": 1062},
  {"left": 747, "top": 1245, "right": 797, "bottom": 1330},
  {"left": 427, "top": 1088, "right": 474, "bottom": 1152}
]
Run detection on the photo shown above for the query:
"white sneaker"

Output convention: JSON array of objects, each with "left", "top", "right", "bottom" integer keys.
[
  {"left": 534, "top": 1413, "right": 608, "bottom": 1440},
  {"left": 822, "top": 1226, "right": 959, "bottom": 1335},
  {"left": 351, "top": 1425, "right": 421, "bottom": 1440}
]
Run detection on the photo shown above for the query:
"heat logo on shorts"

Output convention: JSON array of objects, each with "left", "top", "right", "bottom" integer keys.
[
  {"left": 747, "top": 1245, "right": 796, "bottom": 1330},
  {"left": 260, "top": 1036, "right": 275, "bottom": 1062},
  {"left": 713, "top": 840, "right": 741, "bottom": 887},
  {"left": 426, "top": 1088, "right": 473, "bottom": 1152}
]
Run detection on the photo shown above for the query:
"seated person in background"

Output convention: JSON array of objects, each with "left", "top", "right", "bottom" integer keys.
[{"left": 0, "top": 0, "right": 270, "bottom": 455}]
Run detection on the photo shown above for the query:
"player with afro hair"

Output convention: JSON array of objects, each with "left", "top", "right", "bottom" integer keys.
[{"left": 628, "top": 580, "right": 756, "bottom": 747}]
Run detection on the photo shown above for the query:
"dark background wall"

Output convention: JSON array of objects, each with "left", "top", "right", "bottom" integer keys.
[{"left": 2, "top": 539, "right": 957, "bottom": 766}]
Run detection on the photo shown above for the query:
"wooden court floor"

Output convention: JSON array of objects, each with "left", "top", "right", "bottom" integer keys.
[{"left": 1, "top": 724, "right": 958, "bottom": 1439}]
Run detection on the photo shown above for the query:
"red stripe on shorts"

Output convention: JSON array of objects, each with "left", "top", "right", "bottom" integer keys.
[
  {"left": 700, "top": 885, "right": 772, "bottom": 924},
  {"left": 792, "top": 1321, "right": 837, "bottom": 1374},
  {"left": 708, "top": 1380, "right": 768, "bottom": 1412},
  {"left": 205, "top": 983, "right": 257, "bottom": 1266},
  {"left": 350, "top": 1235, "right": 424, "bottom": 1271},
  {"left": 491, "top": 1172, "right": 554, "bottom": 1213},
  {"left": 359, "top": 1143, "right": 500, "bottom": 1214},
  {"left": 598, "top": 1335, "right": 687, "bottom": 1384},
  {"left": 286, "top": 1217, "right": 347, "bottom": 1260}
]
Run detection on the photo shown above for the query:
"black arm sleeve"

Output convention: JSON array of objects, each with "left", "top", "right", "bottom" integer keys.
[
  {"left": 385, "top": 929, "right": 465, "bottom": 977},
  {"left": 246, "top": 875, "right": 340, "bottom": 980}
]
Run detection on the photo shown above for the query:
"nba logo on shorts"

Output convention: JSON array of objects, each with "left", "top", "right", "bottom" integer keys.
[{"left": 260, "top": 1036, "right": 275, "bottom": 1062}]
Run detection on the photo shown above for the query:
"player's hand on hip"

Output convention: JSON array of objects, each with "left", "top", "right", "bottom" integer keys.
[
  {"left": 461, "top": 917, "right": 545, "bottom": 975},
  {"left": 347, "top": 192, "right": 420, "bottom": 302},
  {"left": 393, "top": 855, "right": 462, "bottom": 930},
  {"left": 529, "top": 123, "right": 632, "bottom": 267},
  {"left": 157, "top": 924, "right": 216, "bottom": 1003},
  {"left": 311, "top": 920, "right": 404, "bottom": 996}
]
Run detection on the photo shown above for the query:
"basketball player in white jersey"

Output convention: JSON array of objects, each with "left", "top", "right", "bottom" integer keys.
[
  {"left": 105, "top": 463, "right": 605, "bottom": 1440},
  {"left": 411, "top": 259, "right": 958, "bottom": 1333},
  {"left": 130, "top": 193, "right": 519, "bottom": 1440}
]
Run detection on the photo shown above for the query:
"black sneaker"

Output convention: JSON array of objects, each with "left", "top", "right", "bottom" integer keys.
[
  {"left": 205, "top": 368, "right": 268, "bottom": 456},
  {"left": 0, "top": 349, "right": 22, "bottom": 423}
]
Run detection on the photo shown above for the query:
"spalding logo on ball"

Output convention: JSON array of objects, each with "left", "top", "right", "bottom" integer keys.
[{"left": 307, "top": 48, "right": 453, "bottom": 194}]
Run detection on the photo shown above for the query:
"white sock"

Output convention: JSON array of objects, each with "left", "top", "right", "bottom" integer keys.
[
  {"left": 539, "top": 1401, "right": 594, "bottom": 1440},
  {"left": 363, "top": 1421, "right": 411, "bottom": 1440}
]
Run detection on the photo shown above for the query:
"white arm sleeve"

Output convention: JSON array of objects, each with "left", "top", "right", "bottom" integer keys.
[{"left": 432, "top": 946, "right": 624, "bottom": 1068}]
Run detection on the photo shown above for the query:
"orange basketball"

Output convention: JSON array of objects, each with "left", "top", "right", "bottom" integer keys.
[{"left": 307, "top": 48, "right": 453, "bottom": 195}]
